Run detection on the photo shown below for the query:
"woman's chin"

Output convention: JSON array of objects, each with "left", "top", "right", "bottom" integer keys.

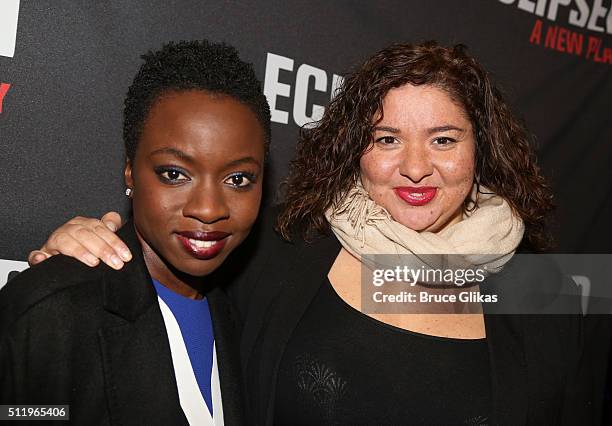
[
  {"left": 391, "top": 206, "right": 464, "bottom": 233},
  {"left": 163, "top": 255, "right": 225, "bottom": 279},
  {"left": 392, "top": 214, "right": 440, "bottom": 233},
  {"left": 179, "top": 260, "right": 224, "bottom": 278}
]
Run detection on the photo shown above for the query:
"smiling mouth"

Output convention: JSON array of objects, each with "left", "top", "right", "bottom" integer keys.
[
  {"left": 394, "top": 187, "right": 437, "bottom": 206},
  {"left": 187, "top": 239, "right": 218, "bottom": 248},
  {"left": 176, "top": 231, "right": 230, "bottom": 260}
]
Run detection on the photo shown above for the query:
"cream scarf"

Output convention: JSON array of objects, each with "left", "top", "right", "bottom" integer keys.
[{"left": 325, "top": 182, "right": 524, "bottom": 283}]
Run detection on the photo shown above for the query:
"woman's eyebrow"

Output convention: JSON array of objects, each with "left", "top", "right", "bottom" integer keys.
[
  {"left": 373, "top": 125, "right": 401, "bottom": 133},
  {"left": 149, "top": 147, "right": 192, "bottom": 160},
  {"left": 225, "top": 156, "right": 260, "bottom": 168},
  {"left": 426, "top": 125, "right": 465, "bottom": 135},
  {"left": 373, "top": 125, "right": 466, "bottom": 134}
]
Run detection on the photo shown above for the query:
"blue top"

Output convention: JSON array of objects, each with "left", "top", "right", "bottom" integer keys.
[{"left": 152, "top": 279, "right": 215, "bottom": 416}]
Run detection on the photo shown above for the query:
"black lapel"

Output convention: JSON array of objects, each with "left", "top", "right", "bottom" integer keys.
[
  {"left": 207, "top": 286, "right": 245, "bottom": 425},
  {"left": 482, "top": 266, "right": 529, "bottom": 426},
  {"left": 98, "top": 221, "right": 188, "bottom": 426},
  {"left": 241, "top": 232, "right": 341, "bottom": 425},
  {"left": 483, "top": 313, "right": 529, "bottom": 426}
]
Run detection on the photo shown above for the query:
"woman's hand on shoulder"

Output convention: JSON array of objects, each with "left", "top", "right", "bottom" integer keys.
[{"left": 27, "top": 212, "right": 131, "bottom": 270}]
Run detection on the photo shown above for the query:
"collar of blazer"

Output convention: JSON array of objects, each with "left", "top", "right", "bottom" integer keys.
[{"left": 101, "top": 218, "right": 157, "bottom": 321}]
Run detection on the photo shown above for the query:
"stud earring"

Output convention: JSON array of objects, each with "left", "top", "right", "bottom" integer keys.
[{"left": 125, "top": 188, "right": 133, "bottom": 197}]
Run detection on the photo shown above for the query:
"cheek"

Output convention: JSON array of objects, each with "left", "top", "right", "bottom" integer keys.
[
  {"left": 132, "top": 176, "right": 182, "bottom": 224},
  {"left": 360, "top": 150, "right": 398, "bottom": 192},
  {"left": 440, "top": 160, "right": 474, "bottom": 183},
  {"left": 136, "top": 186, "right": 176, "bottom": 210},
  {"left": 437, "top": 149, "right": 475, "bottom": 198}
]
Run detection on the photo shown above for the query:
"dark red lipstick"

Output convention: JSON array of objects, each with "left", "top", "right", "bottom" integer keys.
[
  {"left": 394, "top": 186, "right": 437, "bottom": 206},
  {"left": 176, "top": 231, "right": 230, "bottom": 260}
]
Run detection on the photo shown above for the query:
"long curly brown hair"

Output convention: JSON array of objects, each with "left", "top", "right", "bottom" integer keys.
[{"left": 277, "top": 42, "right": 554, "bottom": 251}]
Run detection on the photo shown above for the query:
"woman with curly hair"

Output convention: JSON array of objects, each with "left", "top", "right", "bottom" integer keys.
[{"left": 28, "top": 42, "right": 592, "bottom": 425}]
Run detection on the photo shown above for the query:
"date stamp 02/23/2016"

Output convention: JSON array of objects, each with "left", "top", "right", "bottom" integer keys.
[{"left": 0, "top": 405, "right": 69, "bottom": 421}]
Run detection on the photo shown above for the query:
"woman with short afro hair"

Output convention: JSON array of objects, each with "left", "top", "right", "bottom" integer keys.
[{"left": 1, "top": 39, "right": 270, "bottom": 425}]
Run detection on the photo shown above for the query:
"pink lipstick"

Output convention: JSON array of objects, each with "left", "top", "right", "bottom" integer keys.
[
  {"left": 394, "top": 186, "right": 437, "bottom": 206},
  {"left": 176, "top": 231, "right": 230, "bottom": 260}
]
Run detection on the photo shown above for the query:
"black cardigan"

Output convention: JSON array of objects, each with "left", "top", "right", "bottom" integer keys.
[
  {"left": 224, "top": 210, "right": 600, "bottom": 426},
  {"left": 0, "top": 221, "right": 245, "bottom": 425}
]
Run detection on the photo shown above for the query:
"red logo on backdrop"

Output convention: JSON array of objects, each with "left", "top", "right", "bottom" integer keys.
[
  {"left": 529, "top": 19, "right": 612, "bottom": 64},
  {"left": 498, "top": 0, "right": 612, "bottom": 64},
  {"left": 0, "top": 83, "right": 11, "bottom": 114}
]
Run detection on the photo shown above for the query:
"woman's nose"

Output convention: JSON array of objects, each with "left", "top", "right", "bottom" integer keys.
[
  {"left": 182, "top": 182, "right": 230, "bottom": 224},
  {"left": 398, "top": 144, "right": 434, "bottom": 183}
]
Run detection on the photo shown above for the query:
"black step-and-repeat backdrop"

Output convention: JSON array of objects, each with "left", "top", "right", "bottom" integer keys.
[
  {"left": 1, "top": 0, "right": 612, "bottom": 421},
  {"left": 1, "top": 0, "right": 611, "bottom": 277}
]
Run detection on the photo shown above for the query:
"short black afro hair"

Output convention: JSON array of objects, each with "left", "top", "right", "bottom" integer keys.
[{"left": 123, "top": 40, "right": 271, "bottom": 161}]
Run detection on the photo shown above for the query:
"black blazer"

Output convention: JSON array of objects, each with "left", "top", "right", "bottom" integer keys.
[
  {"left": 0, "top": 221, "right": 244, "bottom": 425},
  {"left": 226, "top": 211, "right": 601, "bottom": 426}
]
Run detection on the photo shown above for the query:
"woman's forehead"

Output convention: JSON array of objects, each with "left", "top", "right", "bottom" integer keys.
[
  {"left": 137, "top": 91, "right": 266, "bottom": 162},
  {"left": 376, "top": 84, "right": 471, "bottom": 127}
]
